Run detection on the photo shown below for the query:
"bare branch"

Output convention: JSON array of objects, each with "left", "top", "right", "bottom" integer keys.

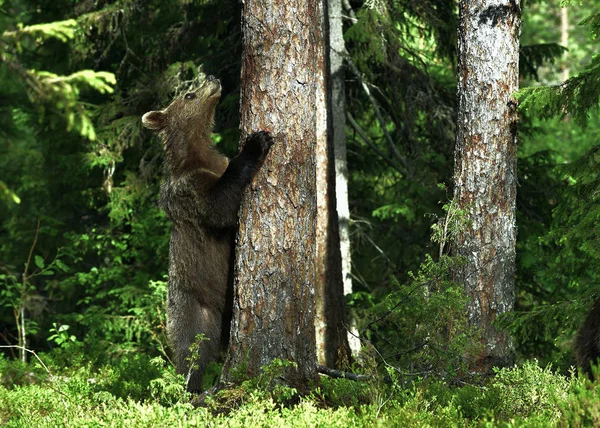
[
  {"left": 347, "top": 112, "right": 408, "bottom": 177},
  {"left": 345, "top": 58, "right": 410, "bottom": 175},
  {"left": 17, "top": 218, "right": 40, "bottom": 362},
  {"left": 317, "top": 365, "right": 370, "bottom": 381},
  {"left": 341, "top": 0, "right": 357, "bottom": 22}
]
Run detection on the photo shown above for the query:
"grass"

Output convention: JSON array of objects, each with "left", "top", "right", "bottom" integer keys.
[{"left": 1, "top": 352, "right": 600, "bottom": 427}]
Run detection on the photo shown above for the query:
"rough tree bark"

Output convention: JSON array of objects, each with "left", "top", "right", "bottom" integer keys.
[
  {"left": 221, "top": 0, "right": 320, "bottom": 387},
  {"left": 453, "top": 0, "right": 520, "bottom": 370},
  {"left": 315, "top": 0, "right": 355, "bottom": 369}
]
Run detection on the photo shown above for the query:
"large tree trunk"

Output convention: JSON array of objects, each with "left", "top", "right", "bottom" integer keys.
[
  {"left": 453, "top": 0, "right": 520, "bottom": 371},
  {"left": 221, "top": 0, "right": 320, "bottom": 388},
  {"left": 315, "top": 0, "right": 355, "bottom": 369}
]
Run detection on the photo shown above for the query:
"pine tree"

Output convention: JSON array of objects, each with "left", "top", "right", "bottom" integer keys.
[
  {"left": 221, "top": 0, "right": 321, "bottom": 387},
  {"left": 453, "top": 0, "right": 521, "bottom": 370}
]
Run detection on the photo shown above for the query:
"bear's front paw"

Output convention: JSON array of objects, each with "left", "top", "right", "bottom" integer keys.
[{"left": 243, "top": 131, "right": 274, "bottom": 160}]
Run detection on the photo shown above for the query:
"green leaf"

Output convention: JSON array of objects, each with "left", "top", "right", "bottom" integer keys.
[
  {"left": 34, "top": 255, "right": 44, "bottom": 269},
  {"left": 56, "top": 259, "right": 70, "bottom": 272}
]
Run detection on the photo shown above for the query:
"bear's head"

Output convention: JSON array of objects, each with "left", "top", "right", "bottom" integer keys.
[
  {"left": 142, "top": 75, "right": 222, "bottom": 171},
  {"left": 143, "top": 75, "right": 221, "bottom": 140}
]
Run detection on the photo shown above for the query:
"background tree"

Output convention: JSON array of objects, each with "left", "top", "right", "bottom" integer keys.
[
  {"left": 453, "top": 0, "right": 521, "bottom": 370},
  {"left": 221, "top": 0, "right": 321, "bottom": 388},
  {"left": 315, "top": 0, "right": 354, "bottom": 369}
]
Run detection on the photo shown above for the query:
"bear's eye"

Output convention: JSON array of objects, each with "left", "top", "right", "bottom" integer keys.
[{"left": 184, "top": 93, "right": 196, "bottom": 100}]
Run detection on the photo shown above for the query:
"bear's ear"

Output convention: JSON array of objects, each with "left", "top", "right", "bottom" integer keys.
[{"left": 142, "top": 110, "right": 167, "bottom": 130}]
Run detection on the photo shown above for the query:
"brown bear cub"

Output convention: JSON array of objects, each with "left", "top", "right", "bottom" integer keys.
[
  {"left": 142, "top": 75, "right": 273, "bottom": 392},
  {"left": 574, "top": 297, "right": 600, "bottom": 379}
]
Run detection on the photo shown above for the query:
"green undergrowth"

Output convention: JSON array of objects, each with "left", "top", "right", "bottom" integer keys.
[{"left": 1, "top": 353, "right": 599, "bottom": 427}]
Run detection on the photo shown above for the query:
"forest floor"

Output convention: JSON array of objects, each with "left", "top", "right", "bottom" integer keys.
[{"left": 1, "top": 354, "right": 599, "bottom": 427}]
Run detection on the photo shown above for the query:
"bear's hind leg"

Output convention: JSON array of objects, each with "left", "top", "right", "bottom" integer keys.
[{"left": 167, "top": 293, "right": 222, "bottom": 392}]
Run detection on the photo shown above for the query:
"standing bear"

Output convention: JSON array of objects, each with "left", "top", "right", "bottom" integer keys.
[{"left": 142, "top": 75, "right": 273, "bottom": 392}]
